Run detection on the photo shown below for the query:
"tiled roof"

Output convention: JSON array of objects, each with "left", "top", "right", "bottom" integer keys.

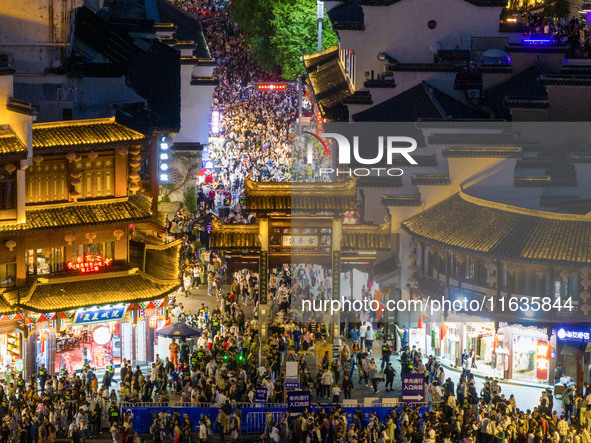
[
  {"left": 0, "top": 294, "right": 16, "bottom": 316},
  {"left": 32, "top": 117, "right": 145, "bottom": 152},
  {"left": 0, "top": 129, "right": 26, "bottom": 155},
  {"left": 14, "top": 272, "right": 178, "bottom": 312},
  {"left": 353, "top": 82, "right": 489, "bottom": 122},
  {"left": 244, "top": 180, "right": 357, "bottom": 213},
  {"left": 7, "top": 98, "right": 36, "bottom": 116},
  {"left": 304, "top": 46, "right": 352, "bottom": 114},
  {"left": 0, "top": 195, "right": 152, "bottom": 232},
  {"left": 211, "top": 224, "right": 261, "bottom": 249},
  {"left": 145, "top": 240, "right": 183, "bottom": 281},
  {"left": 485, "top": 66, "right": 547, "bottom": 119},
  {"left": 211, "top": 222, "right": 391, "bottom": 250},
  {"left": 327, "top": 2, "right": 364, "bottom": 30},
  {"left": 402, "top": 192, "right": 591, "bottom": 265},
  {"left": 342, "top": 224, "right": 391, "bottom": 250},
  {"left": 382, "top": 194, "right": 423, "bottom": 206}
]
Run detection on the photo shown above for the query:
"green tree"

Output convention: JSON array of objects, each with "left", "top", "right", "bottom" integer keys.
[
  {"left": 231, "top": 0, "right": 339, "bottom": 79},
  {"left": 183, "top": 187, "right": 198, "bottom": 216}
]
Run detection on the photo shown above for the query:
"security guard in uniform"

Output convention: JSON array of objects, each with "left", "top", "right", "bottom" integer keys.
[
  {"left": 38, "top": 364, "right": 48, "bottom": 392},
  {"left": 60, "top": 364, "right": 68, "bottom": 379},
  {"left": 107, "top": 359, "right": 115, "bottom": 383},
  {"left": 190, "top": 352, "right": 199, "bottom": 371},
  {"left": 15, "top": 374, "right": 25, "bottom": 393},
  {"left": 108, "top": 401, "right": 120, "bottom": 425},
  {"left": 381, "top": 341, "right": 392, "bottom": 372}
]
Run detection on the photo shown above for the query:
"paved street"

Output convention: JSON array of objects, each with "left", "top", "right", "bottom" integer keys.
[{"left": 172, "top": 285, "right": 550, "bottom": 413}]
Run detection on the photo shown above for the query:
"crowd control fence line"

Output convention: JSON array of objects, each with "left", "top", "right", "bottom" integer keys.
[{"left": 126, "top": 403, "right": 437, "bottom": 434}]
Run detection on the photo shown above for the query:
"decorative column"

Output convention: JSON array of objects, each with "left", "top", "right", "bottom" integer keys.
[
  {"left": 258, "top": 218, "right": 269, "bottom": 342},
  {"left": 332, "top": 218, "right": 342, "bottom": 341}
]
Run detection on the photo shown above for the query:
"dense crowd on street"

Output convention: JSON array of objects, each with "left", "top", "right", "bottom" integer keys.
[{"left": 136, "top": 1, "right": 591, "bottom": 442}]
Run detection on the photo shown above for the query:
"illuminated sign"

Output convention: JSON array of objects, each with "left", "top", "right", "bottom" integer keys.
[
  {"left": 74, "top": 306, "right": 126, "bottom": 325},
  {"left": 67, "top": 254, "right": 112, "bottom": 273},
  {"left": 256, "top": 83, "right": 287, "bottom": 90},
  {"left": 522, "top": 38, "right": 555, "bottom": 45},
  {"left": 92, "top": 326, "right": 112, "bottom": 345},
  {"left": 557, "top": 328, "right": 590, "bottom": 341},
  {"left": 536, "top": 340, "right": 551, "bottom": 382},
  {"left": 159, "top": 136, "right": 170, "bottom": 184},
  {"left": 211, "top": 110, "right": 221, "bottom": 135}
]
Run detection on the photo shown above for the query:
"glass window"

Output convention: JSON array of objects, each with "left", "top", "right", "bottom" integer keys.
[
  {"left": 26, "top": 248, "right": 64, "bottom": 275},
  {"left": 0, "top": 263, "right": 16, "bottom": 288},
  {"left": 25, "top": 160, "right": 68, "bottom": 203}
]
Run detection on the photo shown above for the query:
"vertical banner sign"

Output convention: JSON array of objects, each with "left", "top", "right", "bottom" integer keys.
[
  {"left": 536, "top": 340, "right": 551, "bottom": 382},
  {"left": 402, "top": 373, "right": 425, "bottom": 403},
  {"left": 332, "top": 251, "right": 341, "bottom": 300},
  {"left": 62, "top": 353, "right": 74, "bottom": 375},
  {"left": 259, "top": 251, "right": 268, "bottom": 303},
  {"left": 287, "top": 390, "right": 311, "bottom": 413}
]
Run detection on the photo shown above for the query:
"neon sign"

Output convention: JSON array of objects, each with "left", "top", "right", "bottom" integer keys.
[
  {"left": 67, "top": 254, "right": 112, "bottom": 273},
  {"left": 256, "top": 83, "right": 287, "bottom": 90},
  {"left": 522, "top": 38, "right": 555, "bottom": 45}
]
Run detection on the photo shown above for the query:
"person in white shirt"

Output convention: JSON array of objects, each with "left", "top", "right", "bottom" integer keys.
[
  {"left": 365, "top": 324, "right": 374, "bottom": 354},
  {"left": 360, "top": 322, "right": 368, "bottom": 351}
]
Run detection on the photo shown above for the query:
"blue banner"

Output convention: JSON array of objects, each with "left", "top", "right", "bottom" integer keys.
[
  {"left": 127, "top": 405, "right": 432, "bottom": 434},
  {"left": 287, "top": 390, "right": 311, "bottom": 413},
  {"left": 402, "top": 373, "right": 425, "bottom": 403},
  {"left": 255, "top": 388, "right": 267, "bottom": 403},
  {"left": 74, "top": 306, "right": 127, "bottom": 325}
]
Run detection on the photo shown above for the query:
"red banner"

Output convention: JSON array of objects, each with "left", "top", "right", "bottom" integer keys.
[{"left": 536, "top": 340, "right": 551, "bottom": 382}]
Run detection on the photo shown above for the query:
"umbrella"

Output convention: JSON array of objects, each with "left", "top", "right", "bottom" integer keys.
[{"left": 155, "top": 322, "right": 201, "bottom": 338}]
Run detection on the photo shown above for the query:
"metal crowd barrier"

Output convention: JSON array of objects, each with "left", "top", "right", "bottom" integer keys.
[{"left": 125, "top": 402, "right": 439, "bottom": 434}]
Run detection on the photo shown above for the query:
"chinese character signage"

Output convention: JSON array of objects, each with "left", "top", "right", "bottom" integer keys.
[
  {"left": 74, "top": 306, "right": 126, "bottom": 325},
  {"left": 557, "top": 328, "right": 590, "bottom": 341},
  {"left": 255, "top": 388, "right": 267, "bottom": 403},
  {"left": 536, "top": 340, "right": 551, "bottom": 382},
  {"left": 287, "top": 390, "right": 311, "bottom": 412},
  {"left": 67, "top": 255, "right": 112, "bottom": 273},
  {"left": 402, "top": 373, "right": 425, "bottom": 403},
  {"left": 282, "top": 236, "right": 319, "bottom": 248},
  {"left": 285, "top": 381, "right": 300, "bottom": 390}
]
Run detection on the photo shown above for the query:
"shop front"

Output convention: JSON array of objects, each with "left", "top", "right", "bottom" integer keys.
[
  {"left": 439, "top": 322, "right": 461, "bottom": 366},
  {"left": 510, "top": 327, "right": 551, "bottom": 384},
  {"left": 28, "top": 300, "right": 167, "bottom": 376},
  {"left": 0, "top": 314, "right": 25, "bottom": 376},
  {"left": 463, "top": 322, "right": 508, "bottom": 379}
]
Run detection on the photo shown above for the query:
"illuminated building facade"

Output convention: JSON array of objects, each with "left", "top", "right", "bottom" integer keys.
[{"left": 0, "top": 70, "right": 180, "bottom": 377}]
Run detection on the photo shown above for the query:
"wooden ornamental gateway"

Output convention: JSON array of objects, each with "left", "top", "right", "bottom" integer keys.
[{"left": 211, "top": 179, "right": 392, "bottom": 298}]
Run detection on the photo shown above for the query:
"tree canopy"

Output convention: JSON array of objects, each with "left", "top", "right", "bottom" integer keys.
[{"left": 230, "top": 0, "right": 339, "bottom": 80}]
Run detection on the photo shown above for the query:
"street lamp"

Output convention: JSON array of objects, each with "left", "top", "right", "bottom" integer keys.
[{"left": 317, "top": 1, "right": 324, "bottom": 52}]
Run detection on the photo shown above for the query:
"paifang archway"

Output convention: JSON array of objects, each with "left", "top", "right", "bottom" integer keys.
[{"left": 211, "top": 179, "right": 392, "bottom": 339}]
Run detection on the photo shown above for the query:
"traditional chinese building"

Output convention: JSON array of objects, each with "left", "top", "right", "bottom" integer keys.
[
  {"left": 0, "top": 69, "right": 180, "bottom": 377},
  {"left": 210, "top": 179, "right": 392, "bottom": 338}
]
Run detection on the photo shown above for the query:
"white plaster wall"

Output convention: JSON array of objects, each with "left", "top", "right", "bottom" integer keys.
[
  {"left": 336, "top": 0, "right": 506, "bottom": 92},
  {"left": 174, "top": 65, "right": 215, "bottom": 146},
  {"left": 0, "top": 0, "right": 83, "bottom": 73}
]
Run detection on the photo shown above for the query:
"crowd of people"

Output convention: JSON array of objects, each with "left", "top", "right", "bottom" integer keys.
[{"left": 150, "top": 1, "right": 591, "bottom": 442}]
